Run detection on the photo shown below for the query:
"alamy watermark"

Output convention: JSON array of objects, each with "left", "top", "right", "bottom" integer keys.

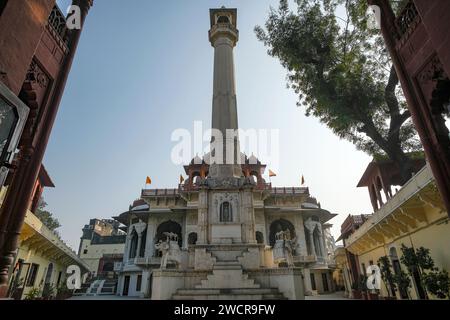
[
  {"left": 66, "top": 265, "right": 81, "bottom": 290},
  {"left": 171, "top": 121, "right": 280, "bottom": 171},
  {"left": 366, "top": 264, "right": 382, "bottom": 290}
]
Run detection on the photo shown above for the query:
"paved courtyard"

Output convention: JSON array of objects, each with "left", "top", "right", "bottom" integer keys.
[
  {"left": 305, "top": 291, "right": 350, "bottom": 300},
  {"left": 69, "top": 291, "right": 350, "bottom": 300}
]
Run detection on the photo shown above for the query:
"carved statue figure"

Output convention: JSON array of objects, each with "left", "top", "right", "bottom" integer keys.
[
  {"left": 273, "top": 229, "right": 295, "bottom": 267},
  {"left": 155, "top": 233, "right": 181, "bottom": 269}
]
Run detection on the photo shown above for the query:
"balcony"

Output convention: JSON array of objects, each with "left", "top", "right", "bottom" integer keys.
[
  {"left": 294, "top": 255, "right": 317, "bottom": 263},
  {"left": 127, "top": 256, "right": 162, "bottom": 266},
  {"left": 395, "top": 1, "right": 420, "bottom": 43},
  {"left": 142, "top": 188, "right": 179, "bottom": 197}
]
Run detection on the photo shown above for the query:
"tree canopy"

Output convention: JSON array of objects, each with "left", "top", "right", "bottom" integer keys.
[
  {"left": 34, "top": 198, "right": 61, "bottom": 231},
  {"left": 255, "top": 0, "right": 422, "bottom": 182}
]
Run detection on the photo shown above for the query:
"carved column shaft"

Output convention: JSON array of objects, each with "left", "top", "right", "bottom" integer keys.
[
  {"left": 242, "top": 187, "right": 256, "bottom": 243},
  {"left": 197, "top": 188, "right": 208, "bottom": 244}
]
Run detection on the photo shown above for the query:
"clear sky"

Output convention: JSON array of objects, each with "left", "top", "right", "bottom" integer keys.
[{"left": 49, "top": 0, "right": 373, "bottom": 250}]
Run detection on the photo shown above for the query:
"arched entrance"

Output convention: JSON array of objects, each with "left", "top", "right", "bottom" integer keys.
[
  {"left": 44, "top": 262, "right": 53, "bottom": 285},
  {"left": 155, "top": 220, "right": 182, "bottom": 248},
  {"left": 390, "top": 247, "right": 409, "bottom": 299},
  {"left": 269, "top": 218, "right": 295, "bottom": 247}
]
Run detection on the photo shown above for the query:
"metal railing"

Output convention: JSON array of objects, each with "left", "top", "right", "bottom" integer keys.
[
  {"left": 395, "top": 1, "right": 420, "bottom": 40},
  {"left": 47, "top": 5, "right": 67, "bottom": 40}
]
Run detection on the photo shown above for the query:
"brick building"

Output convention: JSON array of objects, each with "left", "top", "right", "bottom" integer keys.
[{"left": 0, "top": 0, "right": 93, "bottom": 297}]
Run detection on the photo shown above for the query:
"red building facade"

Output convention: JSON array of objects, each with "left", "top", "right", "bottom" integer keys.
[
  {"left": 369, "top": 0, "right": 450, "bottom": 215},
  {"left": 0, "top": 0, "right": 93, "bottom": 297}
]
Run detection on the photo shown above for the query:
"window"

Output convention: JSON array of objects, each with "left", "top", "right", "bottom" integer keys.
[
  {"left": 56, "top": 271, "right": 62, "bottom": 287},
  {"left": 255, "top": 231, "right": 264, "bottom": 244},
  {"left": 220, "top": 201, "right": 232, "bottom": 222},
  {"left": 136, "top": 275, "right": 142, "bottom": 292},
  {"left": 83, "top": 249, "right": 88, "bottom": 254},
  {"left": 188, "top": 232, "right": 198, "bottom": 245},
  {"left": 0, "top": 0, "right": 7, "bottom": 17},
  {"left": 26, "top": 263, "right": 39, "bottom": 287},
  {"left": 310, "top": 273, "right": 316, "bottom": 291},
  {"left": 217, "top": 15, "right": 230, "bottom": 24},
  {"left": 0, "top": 81, "right": 29, "bottom": 187}
]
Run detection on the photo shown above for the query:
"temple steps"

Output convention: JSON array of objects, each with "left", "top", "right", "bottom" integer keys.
[{"left": 172, "top": 288, "right": 287, "bottom": 300}]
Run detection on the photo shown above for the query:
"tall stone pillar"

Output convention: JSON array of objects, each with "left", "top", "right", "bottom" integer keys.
[
  {"left": 303, "top": 268, "right": 313, "bottom": 296},
  {"left": 318, "top": 225, "right": 326, "bottom": 258},
  {"left": 145, "top": 223, "right": 155, "bottom": 258},
  {"left": 207, "top": 8, "right": 242, "bottom": 179},
  {"left": 136, "top": 234, "right": 143, "bottom": 258},
  {"left": 242, "top": 184, "right": 256, "bottom": 244},
  {"left": 306, "top": 228, "right": 315, "bottom": 256},
  {"left": 197, "top": 187, "right": 209, "bottom": 244}
]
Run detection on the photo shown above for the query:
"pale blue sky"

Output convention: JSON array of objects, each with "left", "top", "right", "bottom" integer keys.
[{"left": 49, "top": 0, "right": 373, "bottom": 250}]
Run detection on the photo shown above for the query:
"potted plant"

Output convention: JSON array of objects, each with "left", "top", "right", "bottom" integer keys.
[
  {"left": 359, "top": 274, "right": 369, "bottom": 300},
  {"left": 378, "top": 256, "right": 397, "bottom": 300},
  {"left": 394, "top": 270, "right": 411, "bottom": 299},
  {"left": 24, "top": 287, "right": 41, "bottom": 300},
  {"left": 56, "top": 284, "right": 73, "bottom": 300},
  {"left": 422, "top": 269, "right": 450, "bottom": 299},
  {"left": 41, "top": 284, "right": 55, "bottom": 300}
]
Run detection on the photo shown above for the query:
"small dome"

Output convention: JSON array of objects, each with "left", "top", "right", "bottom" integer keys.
[
  {"left": 131, "top": 199, "right": 149, "bottom": 211},
  {"left": 191, "top": 154, "right": 203, "bottom": 165},
  {"left": 248, "top": 153, "right": 259, "bottom": 165}
]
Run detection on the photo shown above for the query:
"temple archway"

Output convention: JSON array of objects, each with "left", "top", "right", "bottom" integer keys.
[
  {"left": 155, "top": 220, "right": 182, "bottom": 247},
  {"left": 269, "top": 218, "right": 295, "bottom": 247}
]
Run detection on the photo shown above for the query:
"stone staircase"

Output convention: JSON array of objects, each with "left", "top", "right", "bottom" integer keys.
[
  {"left": 73, "top": 277, "right": 118, "bottom": 296},
  {"left": 172, "top": 256, "right": 287, "bottom": 300}
]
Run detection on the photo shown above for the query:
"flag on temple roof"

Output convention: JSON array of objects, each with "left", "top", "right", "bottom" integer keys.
[
  {"left": 269, "top": 170, "right": 277, "bottom": 177},
  {"left": 145, "top": 176, "right": 152, "bottom": 185}
]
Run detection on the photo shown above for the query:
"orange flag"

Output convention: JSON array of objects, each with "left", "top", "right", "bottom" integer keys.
[
  {"left": 145, "top": 176, "right": 152, "bottom": 185},
  {"left": 179, "top": 174, "right": 185, "bottom": 184},
  {"left": 301, "top": 175, "right": 305, "bottom": 185},
  {"left": 269, "top": 170, "right": 277, "bottom": 177}
]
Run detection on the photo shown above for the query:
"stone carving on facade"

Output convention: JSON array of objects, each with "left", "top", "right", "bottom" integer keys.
[
  {"left": 207, "top": 176, "right": 245, "bottom": 189},
  {"left": 212, "top": 192, "right": 239, "bottom": 223},
  {"left": 133, "top": 219, "right": 147, "bottom": 235},
  {"left": 273, "top": 230, "right": 295, "bottom": 267},
  {"left": 155, "top": 232, "right": 181, "bottom": 269}
]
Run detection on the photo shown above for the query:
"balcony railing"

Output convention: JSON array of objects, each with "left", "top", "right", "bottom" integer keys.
[
  {"left": 48, "top": 5, "right": 68, "bottom": 41},
  {"left": 271, "top": 187, "right": 308, "bottom": 195},
  {"left": 142, "top": 188, "right": 179, "bottom": 197},
  {"left": 127, "top": 257, "right": 162, "bottom": 266},
  {"left": 294, "top": 255, "right": 318, "bottom": 263},
  {"left": 395, "top": 1, "right": 420, "bottom": 41}
]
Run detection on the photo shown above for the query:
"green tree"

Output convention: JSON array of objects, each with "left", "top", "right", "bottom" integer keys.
[
  {"left": 423, "top": 270, "right": 450, "bottom": 299},
  {"left": 378, "top": 255, "right": 396, "bottom": 297},
  {"left": 255, "top": 0, "right": 421, "bottom": 182},
  {"left": 34, "top": 198, "right": 61, "bottom": 231},
  {"left": 400, "top": 244, "right": 450, "bottom": 299}
]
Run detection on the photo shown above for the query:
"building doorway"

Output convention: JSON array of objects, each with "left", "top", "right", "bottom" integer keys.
[
  {"left": 390, "top": 247, "right": 408, "bottom": 299},
  {"left": 310, "top": 273, "right": 316, "bottom": 291},
  {"left": 322, "top": 273, "right": 329, "bottom": 292},
  {"left": 122, "top": 276, "right": 130, "bottom": 296}
]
